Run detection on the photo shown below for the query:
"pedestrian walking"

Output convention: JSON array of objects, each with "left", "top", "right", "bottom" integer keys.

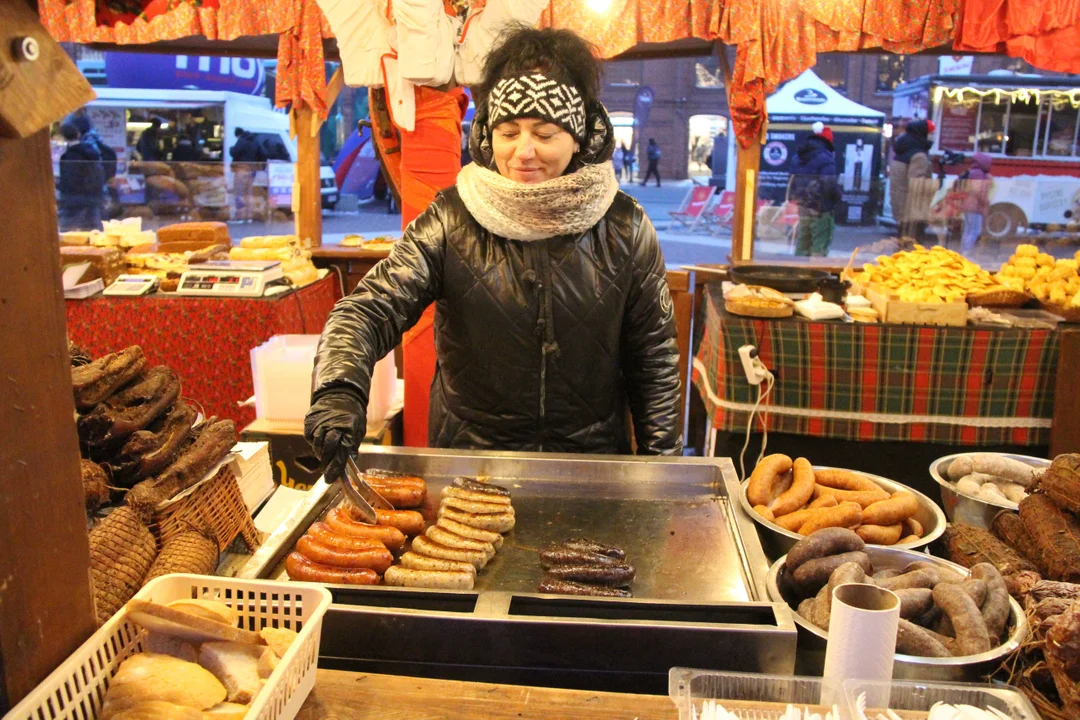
[
  {"left": 889, "top": 119, "right": 936, "bottom": 241},
  {"left": 641, "top": 138, "right": 662, "bottom": 187},
  {"left": 958, "top": 152, "right": 993, "bottom": 252},
  {"left": 789, "top": 122, "right": 839, "bottom": 257},
  {"left": 58, "top": 122, "right": 106, "bottom": 231}
]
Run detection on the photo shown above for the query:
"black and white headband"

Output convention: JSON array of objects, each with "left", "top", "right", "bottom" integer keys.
[{"left": 487, "top": 72, "right": 587, "bottom": 143}]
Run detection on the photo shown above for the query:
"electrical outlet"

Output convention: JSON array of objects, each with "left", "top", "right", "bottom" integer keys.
[{"left": 738, "top": 345, "right": 770, "bottom": 385}]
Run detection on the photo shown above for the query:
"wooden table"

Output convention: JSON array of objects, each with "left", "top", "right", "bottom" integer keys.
[{"left": 298, "top": 670, "right": 678, "bottom": 720}]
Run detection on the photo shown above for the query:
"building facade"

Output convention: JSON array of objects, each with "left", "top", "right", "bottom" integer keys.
[{"left": 599, "top": 52, "right": 1051, "bottom": 181}]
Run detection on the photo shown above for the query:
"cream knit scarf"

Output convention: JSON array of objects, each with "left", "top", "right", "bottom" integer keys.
[{"left": 456, "top": 161, "right": 619, "bottom": 242}]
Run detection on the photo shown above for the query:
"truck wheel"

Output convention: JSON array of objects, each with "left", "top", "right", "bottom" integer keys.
[{"left": 984, "top": 204, "right": 1027, "bottom": 239}]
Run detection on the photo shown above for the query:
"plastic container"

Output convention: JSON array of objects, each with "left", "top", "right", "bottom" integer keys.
[
  {"left": 844, "top": 678, "right": 1041, "bottom": 720},
  {"left": 669, "top": 668, "right": 846, "bottom": 720},
  {"left": 5, "top": 574, "right": 332, "bottom": 720},
  {"left": 251, "top": 334, "right": 395, "bottom": 426}
]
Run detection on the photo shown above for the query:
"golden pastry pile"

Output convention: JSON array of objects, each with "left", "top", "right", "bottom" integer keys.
[
  {"left": 996, "top": 244, "right": 1080, "bottom": 308},
  {"left": 852, "top": 245, "right": 1001, "bottom": 304}
]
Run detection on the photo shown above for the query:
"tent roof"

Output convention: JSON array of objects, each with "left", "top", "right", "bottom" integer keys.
[{"left": 768, "top": 70, "right": 885, "bottom": 118}]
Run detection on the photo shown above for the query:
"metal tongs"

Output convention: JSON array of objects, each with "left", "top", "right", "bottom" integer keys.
[{"left": 340, "top": 453, "right": 394, "bottom": 525}]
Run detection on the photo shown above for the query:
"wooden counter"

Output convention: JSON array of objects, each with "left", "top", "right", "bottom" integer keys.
[
  {"left": 298, "top": 670, "right": 678, "bottom": 719},
  {"left": 311, "top": 243, "right": 393, "bottom": 293}
]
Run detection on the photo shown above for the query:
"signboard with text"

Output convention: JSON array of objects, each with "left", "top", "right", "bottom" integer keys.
[
  {"left": 105, "top": 53, "right": 265, "bottom": 95},
  {"left": 267, "top": 162, "right": 294, "bottom": 209}
]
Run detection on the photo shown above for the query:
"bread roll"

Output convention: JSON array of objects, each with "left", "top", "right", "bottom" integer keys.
[{"left": 101, "top": 654, "right": 226, "bottom": 716}]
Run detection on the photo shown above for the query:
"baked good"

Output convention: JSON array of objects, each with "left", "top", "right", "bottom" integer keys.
[
  {"left": 257, "top": 646, "right": 279, "bottom": 679},
  {"left": 167, "top": 599, "right": 237, "bottom": 627},
  {"left": 229, "top": 246, "right": 295, "bottom": 262},
  {"left": 126, "top": 600, "right": 261, "bottom": 645},
  {"left": 143, "top": 632, "right": 198, "bottom": 663},
  {"left": 198, "top": 641, "right": 266, "bottom": 703},
  {"left": 258, "top": 627, "right": 298, "bottom": 658},
  {"left": 157, "top": 222, "right": 229, "bottom": 249},
  {"left": 202, "top": 702, "right": 250, "bottom": 719},
  {"left": 106, "top": 701, "right": 203, "bottom": 720},
  {"left": 848, "top": 306, "right": 879, "bottom": 323},
  {"left": 100, "top": 653, "right": 226, "bottom": 716},
  {"left": 60, "top": 231, "right": 94, "bottom": 246},
  {"left": 239, "top": 235, "right": 300, "bottom": 249},
  {"left": 60, "top": 245, "right": 125, "bottom": 286}
]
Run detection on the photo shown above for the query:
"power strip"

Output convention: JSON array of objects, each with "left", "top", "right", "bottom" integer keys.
[{"left": 738, "top": 344, "right": 771, "bottom": 385}]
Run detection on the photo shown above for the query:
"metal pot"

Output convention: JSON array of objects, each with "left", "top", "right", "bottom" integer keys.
[
  {"left": 738, "top": 467, "right": 947, "bottom": 561},
  {"left": 766, "top": 545, "right": 1028, "bottom": 681},
  {"left": 928, "top": 453, "right": 1050, "bottom": 531}
]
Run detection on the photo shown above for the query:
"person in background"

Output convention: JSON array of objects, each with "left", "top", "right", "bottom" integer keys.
[
  {"left": 137, "top": 118, "right": 162, "bottom": 161},
  {"left": 889, "top": 119, "right": 936, "bottom": 241},
  {"left": 789, "top": 122, "right": 839, "bottom": 257},
  {"left": 641, "top": 137, "right": 662, "bottom": 187},
  {"left": 230, "top": 127, "right": 265, "bottom": 163},
  {"left": 58, "top": 122, "right": 106, "bottom": 231},
  {"left": 621, "top": 143, "right": 635, "bottom": 182},
  {"left": 230, "top": 128, "right": 264, "bottom": 222},
  {"left": 611, "top": 142, "right": 624, "bottom": 182},
  {"left": 171, "top": 132, "right": 202, "bottom": 162},
  {"left": 72, "top": 116, "right": 117, "bottom": 182},
  {"left": 958, "top": 152, "right": 993, "bottom": 252}
]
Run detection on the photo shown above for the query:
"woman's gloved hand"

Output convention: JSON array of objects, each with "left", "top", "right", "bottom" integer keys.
[{"left": 304, "top": 389, "right": 366, "bottom": 483}]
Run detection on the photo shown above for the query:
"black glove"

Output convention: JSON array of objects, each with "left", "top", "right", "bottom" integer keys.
[{"left": 304, "top": 389, "right": 366, "bottom": 483}]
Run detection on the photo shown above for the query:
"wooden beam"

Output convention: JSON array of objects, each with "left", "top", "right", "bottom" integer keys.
[
  {"left": 326, "top": 67, "right": 345, "bottom": 111},
  {"left": 294, "top": 106, "right": 323, "bottom": 247},
  {"left": 0, "top": 127, "right": 97, "bottom": 709},
  {"left": 1051, "top": 329, "right": 1080, "bottom": 456}
]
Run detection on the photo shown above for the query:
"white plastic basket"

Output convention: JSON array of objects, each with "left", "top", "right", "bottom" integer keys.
[
  {"left": 844, "top": 678, "right": 1041, "bottom": 720},
  {"left": 5, "top": 574, "right": 332, "bottom": 720},
  {"left": 669, "top": 668, "right": 847, "bottom": 720}
]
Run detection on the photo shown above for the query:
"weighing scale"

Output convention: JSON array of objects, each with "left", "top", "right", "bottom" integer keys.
[
  {"left": 177, "top": 261, "right": 285, "bottom": 298},
  {"left": 103, "top": 274, "right": 160, "bottom": 296}
]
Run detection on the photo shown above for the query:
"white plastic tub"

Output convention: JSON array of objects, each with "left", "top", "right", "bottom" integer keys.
[
  {"left": 844, "top": 678, "right": 1041, "bottom": 720},
  {"left": 669, "top": 668, "right": 846, "bottom": 720},
  {"left": 5, "top": 574, "right": 332, "bottom": 720},
  {"left": 251, "top": 334, "right": 395, "bottom": 425}
]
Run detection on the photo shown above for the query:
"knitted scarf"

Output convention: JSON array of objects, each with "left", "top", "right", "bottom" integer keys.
[{"left": 456, "top": 161, "right": 619, "bottom": 242}]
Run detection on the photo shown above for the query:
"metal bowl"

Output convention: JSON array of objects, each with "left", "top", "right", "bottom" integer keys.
[
  {"left": 766, "top": 545, "right": 1028, "bottom": 680},
  {"left": 738, "top": 466, "right": 947, "bottom": 561},
  {"left": 929, "top": 453, "right": 1050, "bottom": 531}
]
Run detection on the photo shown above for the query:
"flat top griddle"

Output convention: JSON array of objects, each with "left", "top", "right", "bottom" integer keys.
[{"left": 243, "top": 448, "right": 768, "bottom": 604}]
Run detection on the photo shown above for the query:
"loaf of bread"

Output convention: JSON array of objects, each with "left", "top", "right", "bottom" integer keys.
[
  {"left": 239, "top": 235, "right": 300, "bottom": 249},
  {"left": 60, "top": 245, "right": 126, "bottom": 286},
  {"left": 199, "top": 641, "right": 266, "bottom": 703},
  {"left": 157, "top": 222, "right": 230, "bottom": 248},
  {"left": 100, "top": 653, "right": 226, "bottom": 716}
]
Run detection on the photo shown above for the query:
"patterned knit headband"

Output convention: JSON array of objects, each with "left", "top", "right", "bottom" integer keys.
[{"left": 487, "top": 72, "right": 587, "bottom": 143}]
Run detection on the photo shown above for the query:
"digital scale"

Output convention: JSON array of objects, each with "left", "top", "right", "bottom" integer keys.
[
  {"left": 177, "top": 261, "right": 285, "bottom": 298},
  {"left": 102, "top": 274, "right": 160, "bottom": 296}
]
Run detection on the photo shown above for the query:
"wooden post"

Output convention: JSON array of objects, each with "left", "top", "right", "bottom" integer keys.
[
  {"left": 294, "top": 106, "right": 323, "bottom": 248},
  {"left": 716, "top": 43, "right": 761, "bottom": 262},
  {"left": 0, "top": 3, "right": 99, "bottom": 708},
  {"left": 1051, "top": 329, "right": 1080, "bottom": 456}
]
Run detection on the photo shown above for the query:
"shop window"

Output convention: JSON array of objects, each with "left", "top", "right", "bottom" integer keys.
[
  {"left": 1044, "top": 97, "right": 1079, "bottom": 157},
  {"left": 977, "top": 97, "right": 1007, "bottom": 154},
  {"left": 815, "top": 54, "right": 847, "bottom": 93},
  {"left": 688, "top": 115, "right": 728, "bottom": 177},
  {"left": 938, "top": 96, "right": 978, "bottom": 152},
  {"left": 695, "top": 61, "right": 724, "bottom": 89},
  {"left": 1006, "top": 97, "right": 1039, "bottom": 157},
  {"left": 876, "top": 55, "right": 906, "bottom": 93}
]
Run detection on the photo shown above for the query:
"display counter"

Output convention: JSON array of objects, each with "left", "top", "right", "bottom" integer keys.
[
  {"left": 64, "top": 273, "right": 341, "bottom": 427},
  {"left": 296, "top": 669, "right": 678, "bottom": 719}
]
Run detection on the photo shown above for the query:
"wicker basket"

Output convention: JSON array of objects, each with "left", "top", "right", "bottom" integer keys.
[
  {"left": 153, "top": 464, "right": 260, "bottom": 552},
  {"left": 1041, "top": 301, "right": 1080, "bottom": 322},
  {"left": 967, "top": 288, "right": 1033, "bottom": 308}
]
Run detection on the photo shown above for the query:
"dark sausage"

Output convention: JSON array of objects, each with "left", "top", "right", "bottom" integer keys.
[
  {"left": 558, "top": 538, "right": 626, "bottom": 560},
  {"left": 540, "top": 548, "right": 620, "bottom": 569},
  {"left": 544, "top": 564, "right": 636, "bottom": 587},
  {"left": 538, "top": 577, "right": 632, "bottom": 597},
  {"left": 285, "top": 552, "right": 380, "bottom": 585}
]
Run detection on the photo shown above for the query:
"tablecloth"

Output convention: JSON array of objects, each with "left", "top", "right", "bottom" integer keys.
[
  {"left": 691, "top": 284, "right": 1058, "bottom": 446},
  {"left": 66, "top": 274, "right": 341, "bottom": 428}
]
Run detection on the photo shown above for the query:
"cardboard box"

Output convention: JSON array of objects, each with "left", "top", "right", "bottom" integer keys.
[
  {"left": 865, "top": 284, "right": 968, "bottom": 327},
  {"left": 241, "top": 411, "right": 403, "bottom": 491}
]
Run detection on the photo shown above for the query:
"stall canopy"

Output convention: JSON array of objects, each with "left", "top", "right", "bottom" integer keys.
[{"left": 754, "top": 70, "right": 885, "bottom": 225}]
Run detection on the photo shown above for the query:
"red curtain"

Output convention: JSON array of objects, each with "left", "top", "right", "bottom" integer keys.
[{"left": 954, "top": 0, "right": 1080, "bottom": 73}]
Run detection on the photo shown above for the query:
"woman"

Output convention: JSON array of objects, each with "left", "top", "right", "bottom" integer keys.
[
  {"left": 958, "top": 152, "right": 993, "bottom": 252},
  {"left": 889, "top": 119, "right": 935, "bottom": 241},
  {"left": 305, "top": 26, "right": 682, "bottom": 482}
]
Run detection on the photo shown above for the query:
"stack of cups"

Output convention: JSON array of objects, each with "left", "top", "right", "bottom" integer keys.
[{"left": 823, "top": 583, "right": 901, "bottom": 706}]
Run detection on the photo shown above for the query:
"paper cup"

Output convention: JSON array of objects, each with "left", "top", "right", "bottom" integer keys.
[{"left": 823, "top": 583, "right": 900, "bottom": 688}]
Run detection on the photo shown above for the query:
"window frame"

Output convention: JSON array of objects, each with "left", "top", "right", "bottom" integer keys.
[{"left": 941, "top": 90, "right": 1080, "bottom": 162}]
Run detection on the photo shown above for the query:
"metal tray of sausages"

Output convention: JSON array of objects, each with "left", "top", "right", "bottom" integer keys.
[{"left": 231, "top": 447, "right": 796, "bottom": 691}]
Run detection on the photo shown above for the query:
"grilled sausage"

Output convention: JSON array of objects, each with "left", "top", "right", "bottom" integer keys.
[
  {"left": 544, "top": 564, "right": 636, "bottom": 587},
  {"left": 307, "top": 522, "right": 387, "bottom": 551},
  {"left": 374, "top": 509, "right": 425, "bottom": 536},
  {"left": 295, "top": 536, "right": 393, "bottom": 574},
  {"left": 325, "top": 508, "right": 407, "bottom": 552},
  {"left": 424, "top": 526, "right": 496, "bottom": 558},
  {"left": 411, "top": 535, "right": 488, "bottom": 569},
  {"left": 540, "top": 547, "right": 620, "bottom": 569},
  {"left": 441, "top": 486, "right": 512, "bottom": 506},
  {"left": 558, "top": 538, "right": 626, "bottom": 560},
  {"left": 384, "top": 565, "right": 474, "bottom": 590},
  {"left": 399, "top": 551, "right": 476, "bottom": 576},
  {"left": 452, "top": 476, "right": 511, "bottom": 497},
  {"left": 538, "top": 577, "right": 632, "bottom": 597},
  {"left": 285, "top": 553, "right": 379, "bottom": 585},
  {"left": 436, "top": 517, "right": 504, "bottom": 549}
]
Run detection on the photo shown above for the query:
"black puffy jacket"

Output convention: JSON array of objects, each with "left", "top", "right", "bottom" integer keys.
[{"left": 312, "top": 186, "right": 683, "bottom": 455}]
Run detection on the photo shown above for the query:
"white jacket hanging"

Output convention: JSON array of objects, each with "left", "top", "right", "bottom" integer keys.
[{"left": 317, "top": 0, "right": 549, "bottom": 130}]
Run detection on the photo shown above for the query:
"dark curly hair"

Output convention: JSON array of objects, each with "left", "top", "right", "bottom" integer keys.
[{"left": 472, "top": 25, "right": 602, "bottom": 109}]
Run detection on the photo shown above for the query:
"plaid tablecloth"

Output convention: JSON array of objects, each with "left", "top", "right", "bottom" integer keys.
[{"left": 691, "top": 284, "right": 1059, "bottom": 446}]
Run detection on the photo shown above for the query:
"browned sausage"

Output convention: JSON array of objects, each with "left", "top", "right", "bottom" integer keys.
[
  {"left": 307, "top": 522, "right": 387, "bottom": 551},
  {"left": 374, "top": 509, "right": 425, "bottom": 536},
  {"left": 325, "top": 508, "right": 407, "bottom": 551},
  {"left": 296, "top": 536, "right": 393, "bottom": 574},
  {"left": 366, "top": 481, "right": 426, "bottom": 509},
  {"left": 285, "top": 552, "right": 380, "bottom": 585}
]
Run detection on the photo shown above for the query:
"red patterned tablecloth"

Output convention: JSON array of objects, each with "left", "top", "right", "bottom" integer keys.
[
  {"left": 692, "top": 284, "right": 1059, "bottom": 446},
  {"left": 66, "top": 274, "right": 341, "bottom": 428}
]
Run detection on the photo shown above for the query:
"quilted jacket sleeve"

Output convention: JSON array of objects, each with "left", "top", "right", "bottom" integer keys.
[
  {"left": 311, "top": 197, "right": 448, "bottom": 410},
  {"left": 621, "top": 208, "right": 684, "bottom": 456}
]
